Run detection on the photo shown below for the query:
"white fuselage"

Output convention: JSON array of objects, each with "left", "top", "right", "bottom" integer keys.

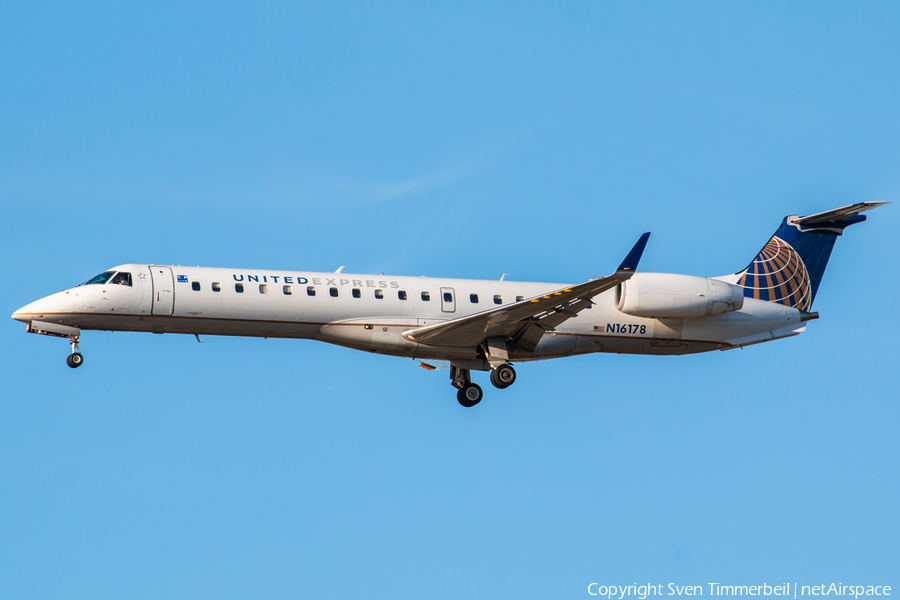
[{"left": 13, "top": 263, "right": 809, "bottom": 369}]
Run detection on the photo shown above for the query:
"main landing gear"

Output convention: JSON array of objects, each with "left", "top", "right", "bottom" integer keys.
[
  {"left": 490, "top": 363, "right": 516, "bottom": 389},
  {"left": 457, "top": 383, "right": 483, "bottom": 408},
  {"left": 450, "top": 362, "right": 517, "bottom": 407},
  {"left": 66, "top": 337, "right": 84, "bottom": 369},
  {"left": 451, "top": 364, "right": 483, "bottom": 407}
]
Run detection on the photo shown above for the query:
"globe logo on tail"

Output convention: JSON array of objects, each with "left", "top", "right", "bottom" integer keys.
[{"left": 738, "top": 236, "right": 812, "bottom": 311}]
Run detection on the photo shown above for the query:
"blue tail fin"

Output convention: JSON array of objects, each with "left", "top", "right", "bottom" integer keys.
[{"left": 736, "top": 202, "right": 887, "bottom": 310}]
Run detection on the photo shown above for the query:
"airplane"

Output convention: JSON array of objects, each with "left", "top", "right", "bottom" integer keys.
[{"left": 12, "top": 201, "right": 887, "bottom": 407}]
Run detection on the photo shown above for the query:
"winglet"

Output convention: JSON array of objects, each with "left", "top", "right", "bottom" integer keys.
[{"left": 617, "top": 232, "right": 651, "bottom": 272}]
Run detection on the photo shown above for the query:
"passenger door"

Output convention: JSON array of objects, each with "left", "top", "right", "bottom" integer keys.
[
  {"left": 440, "top": 287, "right": 455, "bottom": 313},
  {"left": 150, "top": 266, "right": 175, "bottom": 316}
]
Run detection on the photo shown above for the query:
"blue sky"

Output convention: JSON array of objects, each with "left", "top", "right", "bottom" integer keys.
[{"left": 2, "top": 2, "right": 898, "bottom": 598}]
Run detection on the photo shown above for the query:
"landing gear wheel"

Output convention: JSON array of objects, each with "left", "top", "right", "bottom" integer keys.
[
  {"left": 457, "top": 383, "right": 483, "bottom": 408},
  {"left": 66, "top": 353, "right": 84, "bottom": 369},
  {"left": 490, "top": 363, "right": 516, "bottom": 389}
]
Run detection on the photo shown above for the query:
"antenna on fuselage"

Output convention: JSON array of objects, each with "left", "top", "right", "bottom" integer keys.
[
  {"left": 500, "top": 273, "right": 507, "bottom": 281},
  {"left": 335, "top": 266, "right": 345, "bottom": 273}
]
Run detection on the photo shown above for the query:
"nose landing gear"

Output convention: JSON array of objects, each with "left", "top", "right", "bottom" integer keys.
[
  {"left": 23, "top": 321, "right": 84, "bottom": 369},
  {"left": 66, "top": 338, "right": 84, "bottom": 369}
]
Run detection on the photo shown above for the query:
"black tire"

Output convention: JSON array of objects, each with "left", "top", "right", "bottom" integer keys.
[
  {"left": 490, "top": 364, "right": 516, "bottom": 389},
  {"left": 489, "top": 369, "right": 502, "bottom": 389},
  {"left": 456, "top": 383, "right": 483, "bottom": 407},
  {"left": 66, "top": 353, "right": 84, "bottom": 369}
]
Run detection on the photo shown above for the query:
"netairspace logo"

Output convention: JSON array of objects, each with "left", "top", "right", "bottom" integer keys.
[{"left": 586, "top": 584, "right": 892, "bottom": 599}]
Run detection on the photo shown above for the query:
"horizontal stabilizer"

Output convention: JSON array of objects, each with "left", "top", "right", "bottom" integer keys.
[
  {"left": 737, "top": 201, "right": 887, "bottom": 310},
  {"left": 796, "top": 201, "right": 889, "bottom": 226}
]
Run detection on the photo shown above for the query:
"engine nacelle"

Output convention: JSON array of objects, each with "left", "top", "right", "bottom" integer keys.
[{"left": 616, "top": 273, "right": 744, "bottom": 319}]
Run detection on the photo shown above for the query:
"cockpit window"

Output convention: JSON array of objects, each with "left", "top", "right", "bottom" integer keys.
[
  {"left": 110, "top": 272, "right": 132, "bottom": 287},
  {"left": 79, "top": 271, "right": 116, "bottom": 286}
]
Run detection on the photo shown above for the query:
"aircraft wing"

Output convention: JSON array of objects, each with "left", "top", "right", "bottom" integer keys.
[{"left": 402, "top": 233, "right": 650, "bottom": 350}]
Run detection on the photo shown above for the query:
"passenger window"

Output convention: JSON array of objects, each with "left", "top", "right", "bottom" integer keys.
[
  {"left": 192, "top": 282, "right": 201, "bottom": 291},
  {"left": 493, "top": 295, "right": 502, "bottom": 304},
  {"left": 330, "top": 287, "right": 339, "bottom": 297},
  {"left": 111, "top": 272, "right": 132, "bottom": 287},
  {"left": 235, "top": 283, "right": 244, "bottom": 293},
  {"left": 375, "top": 289, "right": 384, "bottom": 299},
  {"left": 516, "top": 296, "right": 524, "bottom": 302},
  {"left": 352, "top": 289, "right": 361, "bottom": 298},
  {"left": 398, "top": 290, "right": 407, "bottom": 300},
  {"left": 283, "top": 285, "right": 292, "bottom": 295},
  {"left": 212, "top": 282, "right": 221, "bottom": 292},
  {"left": 259, "top": 284, "right": 268, "bottom": 294},
  {"left": 421, "top": 291, "right": 431, "bottom": 301},
  {"left": 80, "top": 271, "right": 116, "bottom": 286},
  {"left": 470, "top": 294, "right": 479, "bottom": 303},
  {"left": 443, "top": 292, "right": 452, "bottom": 302},
  {"left": 307, "top": 286, "right": 316, "bottom": 296}
]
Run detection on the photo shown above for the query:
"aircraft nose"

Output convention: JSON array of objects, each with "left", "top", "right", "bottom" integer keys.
[
  {"left": 12, "top": 301, "right": 38, "bottom": 322},
  {"left": 11, "top": 292, "right": 70, "bottom": 323}
]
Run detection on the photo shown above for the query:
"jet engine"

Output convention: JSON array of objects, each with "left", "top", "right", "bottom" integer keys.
[{"left": 616, "top": 273, "right": 744, "bottom": 319}]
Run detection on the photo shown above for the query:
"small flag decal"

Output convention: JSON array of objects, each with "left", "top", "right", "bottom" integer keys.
[{"left": 593, "top": 325, "right": 605, "bottom": 332}]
